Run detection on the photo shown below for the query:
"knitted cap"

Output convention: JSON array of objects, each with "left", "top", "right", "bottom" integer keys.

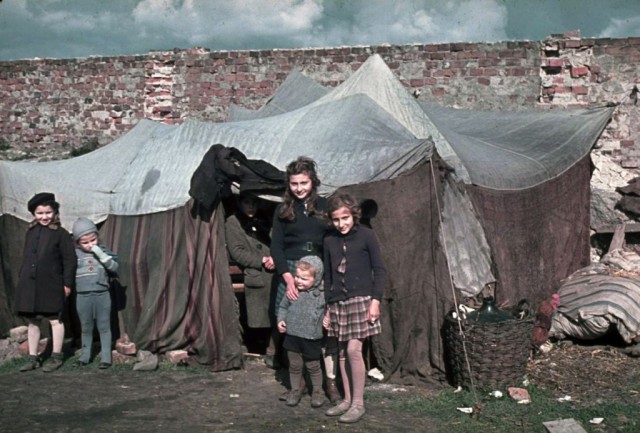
[
  {"left": 297, "top": 255, "right": 324, "bottom": 288},
  {"left": 72, "top": 217, "right": 98, "bottom": 241},
  {"left": 27, "top": 192, "right": 58, "bottom": 214}
]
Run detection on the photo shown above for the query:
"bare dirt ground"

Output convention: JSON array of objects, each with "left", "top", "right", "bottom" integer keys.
[
  {"left": 0, "top": 356, "right": 441, "bottom": 433},
  {"left": 1, "top": 341, "right": 638, "bottom": 433}
]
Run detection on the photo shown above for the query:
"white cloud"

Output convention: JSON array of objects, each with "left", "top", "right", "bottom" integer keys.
[
  {"left": 132, "top": 0, "right": 323, "bottom": 47},
  {"left": 599, "top": 15, "right": 640, "bottom": 38},
  {"left": 309, "top": 0, "right": 508, "bottom": 47}
]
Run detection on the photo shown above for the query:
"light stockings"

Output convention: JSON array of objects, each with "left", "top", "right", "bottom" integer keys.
[
  {"left": 27, "top": 319, "right": 64, "bottom": 355},
  {"left": 323, "top": 349, "right": 337, "bottom": 380},
  {"left": 50, "top": 320, "right": 65, "bottom": 353},
  {"left": 27, "top": 323, "right": 41, "bottom": 356},
  {"left": 338, "top": 339, "right": 366, "bottom": 407}
]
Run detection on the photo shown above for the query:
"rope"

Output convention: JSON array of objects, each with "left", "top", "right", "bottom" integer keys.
[{"left": 428, "top": 156, "right": 479, "bottom": 403}]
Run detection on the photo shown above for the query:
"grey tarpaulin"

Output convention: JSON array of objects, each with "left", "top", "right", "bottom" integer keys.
[{"left": 0, "top": 55, "right": 612, "bottom": 381}]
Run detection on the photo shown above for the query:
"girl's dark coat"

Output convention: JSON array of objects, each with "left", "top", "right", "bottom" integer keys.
[{"left": 14, "top": 224, "right": 77, "bottom": 314}]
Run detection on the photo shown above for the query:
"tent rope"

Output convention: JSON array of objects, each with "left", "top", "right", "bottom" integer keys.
[{"left": 428, "top": 156, "right": 479, "bottom": 404}]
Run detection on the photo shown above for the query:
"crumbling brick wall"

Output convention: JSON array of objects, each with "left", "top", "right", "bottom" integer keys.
[{"left": 0, "top": 32, "right": 638, "bottom": 182}]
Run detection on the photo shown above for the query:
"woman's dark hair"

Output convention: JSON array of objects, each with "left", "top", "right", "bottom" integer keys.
[
  {"left": 327, "top": 192, "right": 361, "bottom": 225},
  {"left": 278, "top": 156, "right": 321, "bottom": 221}
]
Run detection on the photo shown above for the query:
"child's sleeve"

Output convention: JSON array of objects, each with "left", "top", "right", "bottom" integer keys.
[
  {"left": 98, "top": 245, "right": 119, "bottom": 273},
  {"left": 323, "top": 237, "right": 332, "bottom": 302},
  {"left": 367, "top": 231, "right": 387, "bottom": 301},
  {"left": 277, "top": 297, "right": 290, "bottom": 323}
]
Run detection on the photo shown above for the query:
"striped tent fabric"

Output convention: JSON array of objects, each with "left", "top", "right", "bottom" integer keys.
[
  {"left": 100, "top": 201, "right": 244, "bottom": 370},
  {"left": 551, "top": 273, "right": 640, "bottom": 344}
]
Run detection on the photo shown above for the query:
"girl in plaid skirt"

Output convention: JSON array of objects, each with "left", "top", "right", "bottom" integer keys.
[{"left": 322, "top": 192, "right": 387, "bottom": 423}]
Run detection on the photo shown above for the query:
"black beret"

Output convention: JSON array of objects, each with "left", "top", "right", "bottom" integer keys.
[{"left": 27, "top": 192, "right": 58, "bottom": 214}]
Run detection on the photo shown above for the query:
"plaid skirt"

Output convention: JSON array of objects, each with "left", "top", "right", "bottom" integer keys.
[{"left": 327, "top": 296, "right": 381, "bottom": 342}]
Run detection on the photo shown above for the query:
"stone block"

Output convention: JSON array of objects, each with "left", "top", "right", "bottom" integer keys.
[
  {"left": 165, "top": 350, "right": 189, "bottom": 364},
  {"left": 112, "top": 350, "right": 137, "bottom": 365},
  {"left": 9, "top": 326, "right": 28, "bottom": 343},
  {"left": 115, "top": 340, "right": 137, "bottom": 356},
  {"left": 507, "top": 387, "right": 531, "bottom": 404},
  {"left": 17, "top": 338, "right": 48, "bottom": 355}
]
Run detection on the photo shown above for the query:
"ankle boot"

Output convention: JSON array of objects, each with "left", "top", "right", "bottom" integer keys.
[
  {"left": 279, "top": 375, "right": 307, "bottom": 401},
  {"left": 286, "top": 389, "right": 302, "bottom": 407},
  {"left": 308, "top": 360, "right": 325, "bottom": 408},
  {"left": 19, "top": 355, "right": 41, "bottom": 372},
  {"left": 326, "top": 378, "right": 341, "bottom": 404},
  {"left": 42, "top": 352, "right": 64, "bottom": 373}
]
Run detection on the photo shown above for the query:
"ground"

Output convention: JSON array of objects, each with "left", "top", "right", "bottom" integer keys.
[
  {"left": 0, "top": 342, "right": 637, "bottom": 433},
  {"left": 527, "top": 340, "right": 640, "bottom": 406}
]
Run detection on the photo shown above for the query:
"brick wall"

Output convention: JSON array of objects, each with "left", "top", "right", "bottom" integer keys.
[{"left": 0, "top": 31, "right": 638, "bottom": 171}]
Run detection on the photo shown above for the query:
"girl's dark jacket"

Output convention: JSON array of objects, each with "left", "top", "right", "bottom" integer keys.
[{"left": 14, "top": 223, "right": 77, "bottom": 314}]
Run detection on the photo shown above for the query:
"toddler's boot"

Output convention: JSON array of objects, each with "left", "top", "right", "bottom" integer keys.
[
  {"left": 42, "top": 352, "right": 64, "bottom": 373},
  {"left": 19, "top": 355, "right": 41, "bottom": 372},
  {"left": 308, "top": 360, "right": 325, "bottom": 408},
  {"left": 286, "top": 389, "right": 302, "bottom": 407}
]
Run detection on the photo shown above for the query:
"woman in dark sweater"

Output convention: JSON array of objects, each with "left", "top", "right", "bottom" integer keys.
[{"left": 271, "top": 156, "right": 340, "bottom": 403}]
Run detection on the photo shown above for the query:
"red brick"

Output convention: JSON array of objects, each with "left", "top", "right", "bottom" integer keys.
[
  {"left": 621, "top": 140, "right": 635, "bottom": 147},
  {"left": 570, "top": 66, "right": 589, "bottom": 77},
  {"left": 565, "top": 40, "right": 582, "bottom": 48},
  {"left": 572, "top": 86, "right": 588, "bottom": 95},
  {"left": 543, "top": 58, "right": 565, "bottom": 68}
]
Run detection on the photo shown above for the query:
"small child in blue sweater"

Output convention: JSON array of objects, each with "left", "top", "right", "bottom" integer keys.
[
  {"left": 72, "top": 218, "right": 118, "bottom": 369},
  {"left": 277, "top": 255, "right": 326, "bottom": 408}
]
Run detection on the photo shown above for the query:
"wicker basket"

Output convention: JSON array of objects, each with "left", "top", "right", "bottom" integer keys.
[{"left": 444, "top": 315, "right": 534, "bottom": 389}]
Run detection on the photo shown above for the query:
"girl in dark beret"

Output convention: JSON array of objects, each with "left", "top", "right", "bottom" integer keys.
[{"left": 15, "top": 192, "right": 76, "bottom": 372}]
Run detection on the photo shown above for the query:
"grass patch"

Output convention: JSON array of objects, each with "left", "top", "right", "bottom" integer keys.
[{"left": 391, "top": 386, "right": 640, "bottom": 432}]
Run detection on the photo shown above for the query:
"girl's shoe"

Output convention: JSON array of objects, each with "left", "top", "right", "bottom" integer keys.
[
  {"left": 19, "top": 355, "right": 41, "bottom": 372},
  {"left": 98, "top": 362, "right": 112, "bottom": 369},
  {"left": 73, "top": 359, "right": 89, "bottom": 367},
  {"left": 325, "top": 400, "right": 350, "bottom": 416},
  {"left": 42, "top": 352, "right": 64, "bottom": 373},
  {"left": 338, "top": 404, "right": 366, "bottom": 423}
]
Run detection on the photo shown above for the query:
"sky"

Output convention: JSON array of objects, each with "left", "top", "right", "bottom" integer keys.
[{"left": 0, "top": 0, "right": 639, "bottom": 61}]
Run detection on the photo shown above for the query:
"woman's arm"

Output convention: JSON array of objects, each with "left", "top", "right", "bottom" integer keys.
[{"left": 225, "top": 215, "right": 263, "bottom": 269}]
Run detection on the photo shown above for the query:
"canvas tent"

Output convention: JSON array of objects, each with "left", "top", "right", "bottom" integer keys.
[{"left": 0, "top": 55, "right": 612, "bottom": 381}]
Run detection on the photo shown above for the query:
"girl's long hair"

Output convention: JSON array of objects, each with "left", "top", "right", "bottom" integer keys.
[{"left": 278, "top": 156, "right": 321, "bottom": 221}]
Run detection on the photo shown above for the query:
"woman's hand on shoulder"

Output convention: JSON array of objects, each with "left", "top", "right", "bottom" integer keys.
[{"left": 284, "top": 272, "right": 298, "bottom": 300}]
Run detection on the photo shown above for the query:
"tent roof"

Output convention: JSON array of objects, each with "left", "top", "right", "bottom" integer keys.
[
  {"left": 0, "top": 55, "right": 433, "bottom": 227},
  {"left": 420, "top": 102, "right": 613, "bottom": 190},
  {"left": 0, "top": 54, "right": 613, "bottom": 227}
]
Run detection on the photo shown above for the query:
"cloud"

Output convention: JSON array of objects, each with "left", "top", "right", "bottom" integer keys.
[
  {"left": 308, "top": 0, "right": 509, "bottom": 47},
  {"left": 0, "top": 0, "right": 635, "bottom": 61},
  {"left": 599, "top": 15, "right": 640, "bottom": 38},
  {"left": 131, "top": 0, "right": 324, "bottom": 48}
]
